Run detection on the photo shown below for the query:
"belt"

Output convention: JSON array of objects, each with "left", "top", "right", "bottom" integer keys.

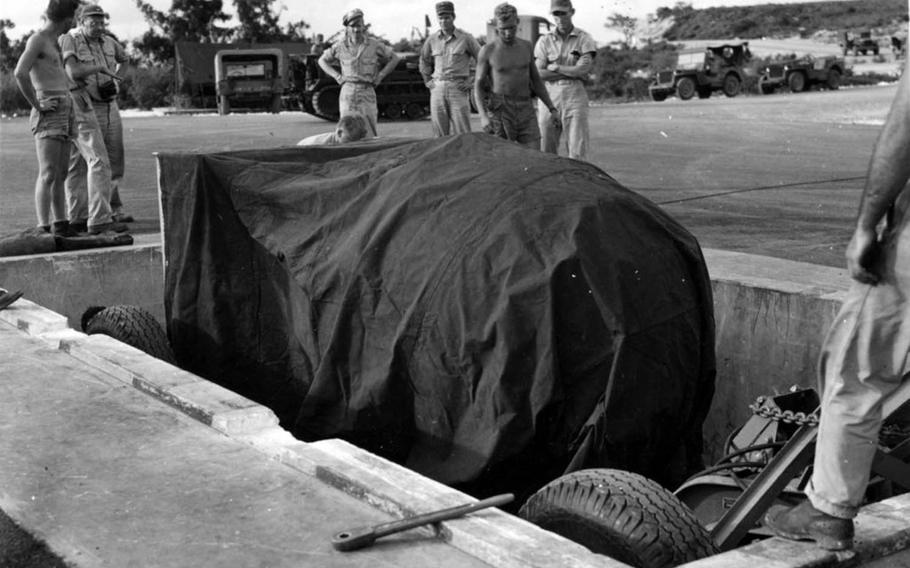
[
  {"left": 553, "top": 79, "right": 582, "bottom": 86},
  {"left": 491, "top": 93, "right": 531, "bottom": 101}
]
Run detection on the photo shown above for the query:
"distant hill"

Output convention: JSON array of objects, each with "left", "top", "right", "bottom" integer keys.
[{"left": 654, "top": 0, "right": 907, "bottom": 41}]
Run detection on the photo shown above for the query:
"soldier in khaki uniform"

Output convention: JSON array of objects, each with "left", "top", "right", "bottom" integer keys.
[
  {"left": 318, "top": 9, "right": 400, "bottom": 137},
  {"left": 419, "top": 2, "right": 481, "bottom": 137},
  {"left": 534, "top": 0, "right": 596, "bottom": 160}
]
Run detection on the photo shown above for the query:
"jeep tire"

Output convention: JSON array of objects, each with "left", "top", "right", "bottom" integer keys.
[
  {"left": 520, "top": 469, "right": 717, "bottom": 568},
  {"left": 788, "top": 72, "right": 807, "bottom": 93},
  {"left": 82, "top": 305, "right": 177, "bottom": 364},
  {"left": 722, "top": 74, "right": 741, "bottom": 97},
  {"left": 676, "top": 77, "right": 696, "bottom": 100},
  {"left": 826, "top": 69, "right": 841, "bottom": 90}
]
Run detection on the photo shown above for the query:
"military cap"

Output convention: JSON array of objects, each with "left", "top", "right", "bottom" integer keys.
[{"left": 343, "top": 8, "right": 364, "bottom": 26}]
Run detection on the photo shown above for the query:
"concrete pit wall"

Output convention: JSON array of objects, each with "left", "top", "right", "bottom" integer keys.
[{"left": 0, "top": 243, "right": 851, "bottom": 461}]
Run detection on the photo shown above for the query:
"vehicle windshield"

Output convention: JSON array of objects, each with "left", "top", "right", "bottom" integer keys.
[
  {"left": 676, "top": 51, "right": 705, "bottom": 70},
  {"left": 225, "top": 62, "right": 272, "bottom": 79}
]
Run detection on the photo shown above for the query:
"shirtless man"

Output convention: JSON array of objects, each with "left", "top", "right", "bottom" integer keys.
[
  {"left": 14, "top": 0, "right": 81, "bottom": 235},
  {"left": 474, "top": 3, "right": 560, "bottom": 148}
]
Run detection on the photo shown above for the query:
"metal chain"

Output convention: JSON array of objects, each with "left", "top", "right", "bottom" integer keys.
[{"left": 748, "top": 396, "right": 819, "bottom": 427}]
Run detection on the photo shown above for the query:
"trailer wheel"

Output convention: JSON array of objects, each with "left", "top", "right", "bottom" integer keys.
[
  {"left": 218, "top": 95, "right": 230, "bottom": 116},
  {"left": 676, "top": 77, "right": 696, "bottom": 100},
  {"left": 82, "top": 305, "right": 176, "bottom": 364},
  {"left": 520, "top": 469, "right": 717, "bottom": 568}
]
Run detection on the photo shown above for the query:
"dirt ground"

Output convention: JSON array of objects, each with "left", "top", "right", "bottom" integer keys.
[{"left": 0, "top": 82, "right": 899, "bottom": 268}]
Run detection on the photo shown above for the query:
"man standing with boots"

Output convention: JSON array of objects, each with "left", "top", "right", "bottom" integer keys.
[
  {"left": 14, "top": 0, "right": 80, "bottom": 236},
  {"left": 764, "top": 51, "right": 910, "bottom": 552},
  {"left": 534, "top": 0, "right": 596, "bottom": 160},
  {"left": 419, "top": 2, "right": 481, "bottom": 137},
  {"left": 60, "top": 4, "right": 133, "bottom": 229}
]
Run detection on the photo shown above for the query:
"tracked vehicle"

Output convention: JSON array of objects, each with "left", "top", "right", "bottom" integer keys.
[{"left": 291, "top": 52, "right": 429, "bottom": 122}]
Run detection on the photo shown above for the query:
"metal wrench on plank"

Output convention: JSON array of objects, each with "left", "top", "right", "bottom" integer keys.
[{"left": 332, "top": 493, "right": 514, "bottom": 551}]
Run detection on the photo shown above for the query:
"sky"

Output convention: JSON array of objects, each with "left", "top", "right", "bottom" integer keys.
[{"left": 0, "top": 0, "right": 860, "bottom": 46}]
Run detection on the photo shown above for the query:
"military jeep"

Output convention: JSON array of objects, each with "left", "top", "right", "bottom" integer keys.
[
  {"left": 843, "top": 30, "right": 880, "bottom": 56},
  {"left": 649, "top": 43, "right": 752, "bottom": 102},
  {"left": 758, "top": 54, "right": 846, "bottom": 94}
]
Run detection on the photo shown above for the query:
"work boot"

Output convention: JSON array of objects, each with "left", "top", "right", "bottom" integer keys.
[
  {"left": 112, "top": 210, "right": 134, "bottom": 223},
  {"left": 51, "top": 220, "right": 79, "bottom": 238},
  {"left": 0, "top": 289, "right": 24, "bottom": 311},
  {"left": 70, "top": 220, "right": 88, "bottom": 234},
  {"left": 87, "top": 221, "right": 130, "bottom": 235},
  {"left": 764, "top": 500, "right": 854, "bottom": 551}
]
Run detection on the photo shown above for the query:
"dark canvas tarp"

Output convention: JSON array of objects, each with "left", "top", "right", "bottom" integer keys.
[{"left": 158, "top": 133, "right": 715, "bottom": 492}]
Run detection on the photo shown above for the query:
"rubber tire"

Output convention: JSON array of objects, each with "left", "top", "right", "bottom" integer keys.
[
  {"left": 384, "top": 103, "right": 402, "bottom": 119},
  {"left": 696, "top": 87, "right": 711, "bottom": 99},
  {"left": 405, "top": 102, "right": 425, "bottom": 120},
  {"left": 218, "top": 95, "right": 230, "bottom": 116},
  {"left": 311, "top": 85, "right": 341, "bottom": 121},
  {"left": 676, "top": 77, "right": 696, "bottom": 100},
  {"left": 788, "top": 72, "right": 806, "bottom": 93},
  {"left": 270, "top": 93, "right": 282, "bottom": 114},
  {"left": 650, "top": 92, "right": 667, "bottom": 102},
  {"left": 722, "top": 74, "right": 741, "bottom": 97},
  {"left": 758, "top": 79, "right": 775, "bottom": 95},
  {"left": 82, "top": 305, "right": 177, "bottom": 364},
  {"left": 826, "top": 69, "right": 841, "bottom": 90},
  {"left": 519, "top": 469, "right": 717, "bottom": 568}
]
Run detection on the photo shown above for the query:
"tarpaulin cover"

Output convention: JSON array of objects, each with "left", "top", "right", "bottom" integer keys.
[{"left": 157, "top": 133, "right": 716, "bottom": 491}]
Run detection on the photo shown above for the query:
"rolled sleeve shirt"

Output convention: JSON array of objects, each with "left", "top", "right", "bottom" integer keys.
[
  {"left": 322, "top": 37, "right": 395, "bottom": 84},
  {"left": 59, "top": 31, "right": 128, "bottom": 100},
  {"left": 534, "top": 27, "right": 596, "bottom": 81},
  {"left": 419, "top": 28, "right": 481, "bottom": 82}
]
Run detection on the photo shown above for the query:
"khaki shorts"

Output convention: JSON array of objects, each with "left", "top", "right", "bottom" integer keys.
[{"left": 29, "top": 92, "right": 74, "bottom": 139}]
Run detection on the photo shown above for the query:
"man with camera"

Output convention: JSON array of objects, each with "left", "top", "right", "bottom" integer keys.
[{"left": 59, "top": 4, "right": 131, "bottom": 233}]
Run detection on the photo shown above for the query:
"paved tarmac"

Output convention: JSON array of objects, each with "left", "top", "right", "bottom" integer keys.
[
  {"left": 0, "top": 320, "right": 491, "bottom": 568},
  {"left": 0, "top": 83, "right": 899, "bottom": 268}
]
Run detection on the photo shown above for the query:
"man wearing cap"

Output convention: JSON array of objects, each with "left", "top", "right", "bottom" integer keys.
[
  {"left": 57, "top": 4, "right": 127, "bottom": 234},
  {"left": 419, "top": 2, "right": 481, "bottom": 137},
  {"left": 319, "top": 9, "right": 400, "bottom": 137},
  {"left": 61, "top": 4, "right": 133, "bottom": 228},
  {"left": 475, "top": 3, "right": 560, "bottom": 148},
  {"left": 535, "top": 0, "right": 596, "bottom": 160}
]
